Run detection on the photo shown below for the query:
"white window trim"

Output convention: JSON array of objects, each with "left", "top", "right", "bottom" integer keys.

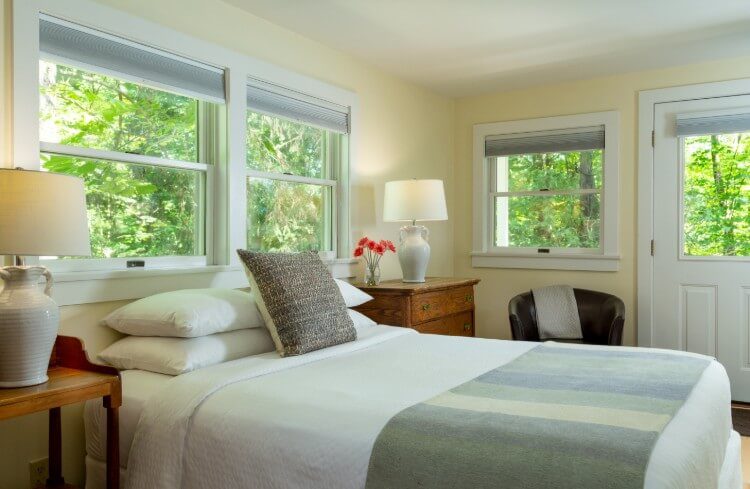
[
  {"left": 471, "top": 111, "right": 620, "bottom": 272},
  {"left": 12, "top": 0, "right": 359, "bottom": 305}
]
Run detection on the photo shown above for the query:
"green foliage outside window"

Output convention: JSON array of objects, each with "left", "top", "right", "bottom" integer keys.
[
  {"left": 246, "top": 111, "right": 337, "bottom": 252},
  {"left": 683, "top": 134, "right": 750, "bottom": 256},
  {"left": 39, "top": 61, "right": 203, "bottom": 258},
  {"left": 497, "top": 150, "right": 602, "bottom": 249}
]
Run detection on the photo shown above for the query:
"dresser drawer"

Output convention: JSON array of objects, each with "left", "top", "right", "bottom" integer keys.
[
  {"left": 411, "top": 286, "right": 475, "bottom": 324},
  {"left": 413, "top": 311, "right": 474, "bottom": 337}
]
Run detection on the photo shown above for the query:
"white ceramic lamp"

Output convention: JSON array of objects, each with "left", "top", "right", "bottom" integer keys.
[
  {"left": 383, "top": 179, "right": 447, "bottom": 283},
  {"left": 0, "top": 168, "right": 90, "bottom": 387}
]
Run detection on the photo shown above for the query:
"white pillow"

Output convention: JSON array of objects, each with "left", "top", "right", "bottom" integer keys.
[
  {"left": 348, "top": 309, "right": 376, "bottom": 329},
  {"left": 335, "top": 279, "right": 373, "bottom": 308},
  {"left": 102, "top": 288, "right": 265, "bottom": 337},
  {"left": 99, "top": 328, "right": 275, "bottom": 375}
]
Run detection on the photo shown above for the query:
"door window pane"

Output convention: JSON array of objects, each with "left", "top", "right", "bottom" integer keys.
[
  {"left": 246, "top": 111, "right": 326, "bottom": 178},
  {"left": 496, "top": 149, "right": 602, "bottom": 192},
  {"left": 246, "top": 178, "right": 331, "bottom": 252},
  {"left": 39, "top": 61, "right": 199, "bottom": 162},
  {"left": 683, "top": 133, "right": 750, "bottom": 257},
  {"left": 495, "top": 193, "right": 600, "bottom": 248},
  {"left": 42, "top": 154, "right": 205, "bottom": 258}
]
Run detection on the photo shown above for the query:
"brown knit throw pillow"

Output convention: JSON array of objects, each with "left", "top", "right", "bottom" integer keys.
[{"left": 237, "top": 250, "right": 356, "bottom": 356}]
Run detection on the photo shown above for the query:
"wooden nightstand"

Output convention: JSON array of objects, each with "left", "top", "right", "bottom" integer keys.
[
  {"left": 352, "top": 277, "right": 480, "bottom": 336},
  {"left": 0, "top": 336, "right": 121, "bottom": 489}
]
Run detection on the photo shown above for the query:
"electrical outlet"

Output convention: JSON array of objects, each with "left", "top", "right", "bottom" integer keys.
[{"left": 29, "top": 458, "right": 48, "bottom": 488}]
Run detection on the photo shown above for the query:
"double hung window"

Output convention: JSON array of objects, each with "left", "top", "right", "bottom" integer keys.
[
  {"left": 245, "top": 78, "right": 349, "bottom": 256},
  {"left": 38, "top": 16, "right": 225, "bottom": 270},
  {"left": 472, "top": 111, "right": 619, "bottom": 271}
]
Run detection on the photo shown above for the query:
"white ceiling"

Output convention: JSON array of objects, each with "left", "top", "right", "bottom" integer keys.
[{"left": 223, "top": 0, "right": 750, "bottom": 97}]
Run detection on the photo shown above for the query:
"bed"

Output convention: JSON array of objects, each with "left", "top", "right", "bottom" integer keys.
[{"left": 84, "top": 325, "right": 742, "bottom": 489}]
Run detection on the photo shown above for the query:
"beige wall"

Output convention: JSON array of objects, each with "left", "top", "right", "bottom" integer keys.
[
  {"left": 454, "top": 55, "right": 750, "bottom": 345},
  {"left": 0, "top": 1, "right": 455, "bottom": 487}
]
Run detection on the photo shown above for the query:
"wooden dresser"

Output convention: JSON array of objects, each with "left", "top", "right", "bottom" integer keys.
[{"left": 352, "top": 277, "right": 480, "bottom": 337}]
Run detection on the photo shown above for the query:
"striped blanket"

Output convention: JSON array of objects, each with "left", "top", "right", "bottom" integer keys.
[{"left": 365, "top": 344, "right": 711, "bottom": 489}]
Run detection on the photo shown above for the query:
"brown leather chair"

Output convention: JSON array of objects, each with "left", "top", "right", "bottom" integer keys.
[{"left": 508, "top": 288, "right": 624, "bottom": 345}]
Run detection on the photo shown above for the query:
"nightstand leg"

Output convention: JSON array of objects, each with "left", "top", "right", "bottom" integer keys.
[
  {"left": 105, "top": 396, "right": 120, "bottom": 489},
  {"left": 47, "top": 407, "right": 65, "bottom": 486}
]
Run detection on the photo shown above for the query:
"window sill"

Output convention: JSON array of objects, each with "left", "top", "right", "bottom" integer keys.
[
  {"left": 46, "top": 259, "right": 359, "bottom": 306},
  {"left": 471, "top": 252, "right": 620, "bottom": 272}
]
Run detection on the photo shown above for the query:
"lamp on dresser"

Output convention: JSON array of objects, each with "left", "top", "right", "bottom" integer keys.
[
  {"left": 0, "top": 168, "right": 90, "bottom": 387},
  {"left": 383, "top": 179, "right": 447, "bottom": 283}
]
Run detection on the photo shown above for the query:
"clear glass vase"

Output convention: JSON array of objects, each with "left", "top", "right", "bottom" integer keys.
[{"left": 364, "top": 264, "right": 381, "bottom": 286}]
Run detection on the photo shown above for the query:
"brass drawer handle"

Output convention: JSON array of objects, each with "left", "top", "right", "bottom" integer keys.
[
  {"left": 463, "top": 323, "right": 471, "bottom": 332},
  {"left": 465, "top": 294, "right": 473, "bottom": 303},
  {"left": 421, "top": 303, "right": 431, "bottom": 311}
]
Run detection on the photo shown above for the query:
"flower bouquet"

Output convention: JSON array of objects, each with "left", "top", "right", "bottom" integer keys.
[{"left": 354, "top": 237, "right": 396, "bottom": 286}]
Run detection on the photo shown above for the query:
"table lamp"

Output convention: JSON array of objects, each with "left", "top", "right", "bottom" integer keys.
[
  {"left": 383, "top": 179, "right": 447, "bottom": 283},
  {"left": 0, "top": 168, "right": 90, "bottom": 387}
]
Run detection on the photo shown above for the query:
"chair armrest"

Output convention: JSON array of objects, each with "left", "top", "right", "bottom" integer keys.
[
  {"left": 600, "top": 296, "right": 625, "bottom": 346},
  {"left": 508, "top": 294, "right": 540, "bottom": 341}
]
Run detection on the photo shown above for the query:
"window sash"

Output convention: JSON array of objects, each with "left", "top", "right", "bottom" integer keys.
[{"left": 40, "top": 142, "right": 209, "bottom": 172}]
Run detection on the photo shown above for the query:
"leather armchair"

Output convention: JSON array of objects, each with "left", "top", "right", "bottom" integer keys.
[{"left": 508, "top": 288, "right": 625, "bottom": 345}]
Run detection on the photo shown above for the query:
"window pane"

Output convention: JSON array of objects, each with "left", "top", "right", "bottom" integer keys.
[
  {"left": 247, "top": 178, "right": 330, "bottom": 252},
  {"left": 41, "top": 153, "right": 204, "bottom": 258},
  {"left": 246, "top": 110, "right": 326, "bottom": 178},
  {"left": 683, "top": 133, "right": 750, "bottom": 257},
  {"left": 39, "top": 60, "right": 199, "bottom": 162},
  {"left": 495, "top": 193, "right": 600, "bottom": 248},
  {"left": 495, "top": 149, "right": 602, "bottom": 192}
]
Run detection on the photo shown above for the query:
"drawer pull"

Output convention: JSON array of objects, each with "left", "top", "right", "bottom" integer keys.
[
  {"left": 463, "top": 323, "right": 471, "bottom": 332},
  {"left": 421, "top": 303, "right": 431, "bottom": 311},
  {"left": 465, "top": 294, "right": 473, "bottom": 303}
]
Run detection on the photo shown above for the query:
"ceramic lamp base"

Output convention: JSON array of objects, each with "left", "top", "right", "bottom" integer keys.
[
  {"left": 398, "top": 225, "right": 430, "bottom": 283},
  {"left": 0, "top": 266, "right": 59, "bottom": 388}
]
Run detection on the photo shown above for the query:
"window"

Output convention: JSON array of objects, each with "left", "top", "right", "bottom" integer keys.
[
  {"left": 472, "top": 112, "right": 619, "bottom": 271},
  {"left": 14, "top": 3, "right": 359, "bottom": 304},
  {"left": 37, "top": 16, "right": 225, "bottom": 270},
  {"left": 677, "top": 111, "right": 750, "bottom": 257},
  {"left": 245, "top": 79, "right": 349, "bottom": 255}
]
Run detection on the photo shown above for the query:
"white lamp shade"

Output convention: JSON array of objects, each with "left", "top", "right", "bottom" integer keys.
[
  {"left": 0, "top": 169, "right": 91, "bottom": 256},
  {"left": 383, "top": 179, "right": 448, "bottom": 222}
]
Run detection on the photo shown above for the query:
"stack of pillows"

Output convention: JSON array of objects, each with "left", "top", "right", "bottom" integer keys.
[{"left": 99, "top": 255, "right": 376, "bottom": 376}]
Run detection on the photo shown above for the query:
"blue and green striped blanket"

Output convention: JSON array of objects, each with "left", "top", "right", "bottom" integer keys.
[{"left": 365, "top": 344, "right": 710, "bottom": 489}]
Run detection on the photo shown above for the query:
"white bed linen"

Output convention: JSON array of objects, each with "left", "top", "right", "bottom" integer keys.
[
  {"left": 84, "top": 370, "right": 171, "bottom": 468},
  {"left": 120, "top": 325, "right": 736, "bottom": 489}
]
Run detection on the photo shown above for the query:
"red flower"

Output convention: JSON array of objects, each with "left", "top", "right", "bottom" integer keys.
[
  {"left": 385, "top": 240, "right": 396, "bottom": 252},
  {"left": 367, "top": 240, "right": 377, "bottom": 250},
  {"left": 353, "top": 246, "right": 364, "bottom": 258},
  {"left": 375, "top": 243, "right": 386, "bottom": 255},
  {"left": 357, "top": 236, "right": 369, "bottom": 247}
]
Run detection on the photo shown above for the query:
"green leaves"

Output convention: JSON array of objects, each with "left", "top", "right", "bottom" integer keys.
[
  {"left": 39, "top": 61, "right": 204, "bottom": 259},
  {"left": 683, "top": 133, "right": 750, "bottom": 257}
]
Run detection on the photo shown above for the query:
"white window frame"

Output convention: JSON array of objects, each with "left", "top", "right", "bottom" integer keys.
[
  {"left": 471, "top": 111, "right": 620, "bottom": 271},
  {"left": 12, "top": 0, "right": 359, "bottom": 305}
]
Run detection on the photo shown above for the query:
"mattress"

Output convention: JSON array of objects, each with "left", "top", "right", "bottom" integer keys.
[
  {"left": 84, "top": 369, "right": 172, "bottom": 468},
  {"left": 103, "top": 325, "right": 736, "bottom": 489}
]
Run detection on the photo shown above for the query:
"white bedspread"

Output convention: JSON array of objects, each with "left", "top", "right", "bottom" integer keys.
[{"left": 124, "top": 325, "right": 733, "bottom": 489}]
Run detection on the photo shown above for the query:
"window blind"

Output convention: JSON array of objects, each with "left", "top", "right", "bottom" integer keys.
[
  {"left": 247, "top": 78, "right": 350, "bottom": 134},
  {"left": 39, "top": 15, "right": 225, "bottom": 103},
  {"left": 485, "top": 126, "right": 605, "bottom": 157},
  {"left": 676, "top": 109, "right": 750, "bottom": 137}
]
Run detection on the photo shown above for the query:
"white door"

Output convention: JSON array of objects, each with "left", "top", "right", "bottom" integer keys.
[{"left": 653, "top": 95, "right": 750, "bottom": 401}]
